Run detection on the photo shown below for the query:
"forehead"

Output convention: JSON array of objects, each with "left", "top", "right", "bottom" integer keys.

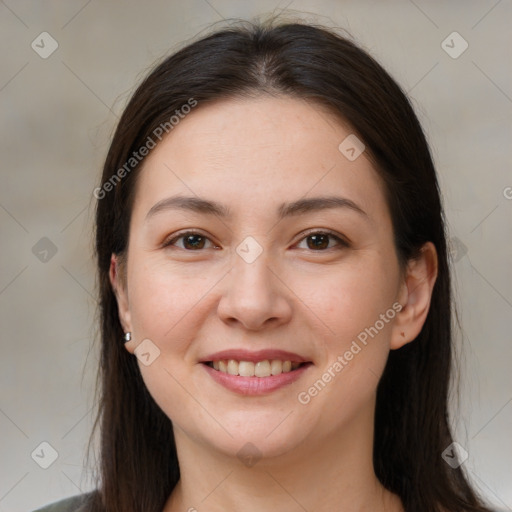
[{"left": 132, "top": 95, "right": 389, "bottom": 223}]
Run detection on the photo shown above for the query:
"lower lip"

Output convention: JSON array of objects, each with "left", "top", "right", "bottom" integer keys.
[{"left": 202, "top": 363, "right": 312, "bottom": 396}]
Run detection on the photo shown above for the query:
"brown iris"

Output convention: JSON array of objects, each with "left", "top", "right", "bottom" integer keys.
[
  {"left": 182, "top": 234, "right": 206, "bottom": 250},
  {"left": 306, "top": 234, "right": 330, "bottom": 250}
]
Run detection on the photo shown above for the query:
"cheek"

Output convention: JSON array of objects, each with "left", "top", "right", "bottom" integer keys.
[
  {"left": 291, "top": 253, "right": 397, "bottom": 411},
  {"left": 127, "top": 258, "right": 210, "bottom": 338},
  {"left": 294, "top": 252, "right": 397, "bottom": 346},
  {"left": 126, "top": 259, "right": 210, "bottom": 423}
]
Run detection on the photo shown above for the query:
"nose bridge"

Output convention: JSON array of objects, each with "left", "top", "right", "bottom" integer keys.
[
  {"left": 231, "top": 236, "right": 277, "bottom": 302},
  {"left": 217, "top": 235, "right": 290, "bottom": 329}
]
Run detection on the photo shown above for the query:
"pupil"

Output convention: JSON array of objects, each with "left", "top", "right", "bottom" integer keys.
[
  {"left": 185, "top": 235, "right": 204, "bottom": 249},
  {"left": 308, "top": 234, "right": 328, "bottom": 250}
]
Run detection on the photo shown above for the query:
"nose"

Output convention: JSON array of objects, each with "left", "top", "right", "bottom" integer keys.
[{"left": 217, "top": 247, "right": 293, "bottom": 331}]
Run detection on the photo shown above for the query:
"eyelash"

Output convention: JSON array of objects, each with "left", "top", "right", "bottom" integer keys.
[{"left": 162, "top": 229, "right": 350, "bottom": 252}]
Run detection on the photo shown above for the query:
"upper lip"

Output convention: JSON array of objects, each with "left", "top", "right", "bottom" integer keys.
[{"left": 200, "top": 349, "right": 310, "bottom": 363}]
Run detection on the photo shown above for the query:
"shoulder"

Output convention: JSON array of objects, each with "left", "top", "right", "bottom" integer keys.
[{"left": 32, "top": 491, "right": 95, "bottom": 512}]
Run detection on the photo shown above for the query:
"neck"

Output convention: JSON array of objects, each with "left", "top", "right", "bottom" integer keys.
[{"left": 163, "top": 401, "right": 403, "bottom": 512}]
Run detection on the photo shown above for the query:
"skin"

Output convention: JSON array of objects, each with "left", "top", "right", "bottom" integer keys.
[{"left": 110, "top": 95, "right": 438, "bottom": 512}]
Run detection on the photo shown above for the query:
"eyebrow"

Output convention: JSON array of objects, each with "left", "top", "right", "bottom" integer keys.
[{"left": 145, "top": 194, "right": 369, "bottom": 222}]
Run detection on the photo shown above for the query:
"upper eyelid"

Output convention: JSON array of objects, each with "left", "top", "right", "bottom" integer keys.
[
  {"left": 162, "top": 230, "right": 216, "bottom": 248},
  {"left": 164, "top": 228, "right": 214, "bottom": 241},
  {"left": 297, "top": 228, "right": 349, "bottom": 243}
]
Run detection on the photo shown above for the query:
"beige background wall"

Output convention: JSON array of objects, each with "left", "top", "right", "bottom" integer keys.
[{"left": 1, "top": 1, "right": 510, "bottom": 510}]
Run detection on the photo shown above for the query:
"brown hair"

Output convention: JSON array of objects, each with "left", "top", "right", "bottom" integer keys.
[{"left": 88, "top": 18, "right": 491, "bottom": 512}]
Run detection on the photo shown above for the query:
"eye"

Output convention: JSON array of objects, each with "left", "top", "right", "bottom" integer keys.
[
  {"left": 162, "top": 231, "right": 218, "bottom": 251},
  {"left": 295, "top": 230, "right": 349, "bottom": 251},
  {"left": 162, "top": 230, "right": 349, "bottom": 252}
]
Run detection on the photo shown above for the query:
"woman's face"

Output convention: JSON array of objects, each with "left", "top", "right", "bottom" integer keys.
[{"left": 113, "top": 95, "right": 413, "bottom": 460}]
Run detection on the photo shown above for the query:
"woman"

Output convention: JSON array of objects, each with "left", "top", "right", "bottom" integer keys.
[{"left": 34, "top": 18, "right": 492, "bottom": 512}]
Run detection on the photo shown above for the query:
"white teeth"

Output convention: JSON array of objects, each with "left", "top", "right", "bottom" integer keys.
[
  {"left": 238, "top": 361, "right": 255, "bottom": 377},
  {"left": 270, "top": 359, "right": 282, "bottom": 375},
  {"left": 227, "top": 359, "right": 238, "bottom": 375},
  {"left": 211, "top": 359, "right": 303, "bottom": 377},
  {"left": 254, "top": 360, "right": 271, "bottom": 377}
]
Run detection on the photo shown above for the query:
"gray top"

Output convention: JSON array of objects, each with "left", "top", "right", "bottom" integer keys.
[
  {"left": 32, "top": 493, "right": 503, "bottom": 512},
  {"left": 32, "top": 492, "right": 94, "bottom": 512}
]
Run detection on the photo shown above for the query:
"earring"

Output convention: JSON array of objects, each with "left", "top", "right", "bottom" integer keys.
[{"left": 124, "top": 332, "right": 132, "bottom": 342}]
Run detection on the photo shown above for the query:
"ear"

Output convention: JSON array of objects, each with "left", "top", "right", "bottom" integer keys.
[
  {"left": 391, "top": 241, "right": 438, "bottom": 350},
  {"left": 109, "top": 254, "right": 133, "bottom": 350}
]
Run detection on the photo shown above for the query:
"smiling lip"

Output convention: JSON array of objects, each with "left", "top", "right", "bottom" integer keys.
[
  {"left": 200, "top": 349, "right": 309, "bottom": 364},
  {"left": 202, "top": 362, "right": 312, "bottom": 395},
  {"left": 200, "top": 349, "right": 312, "bottom": 396}
]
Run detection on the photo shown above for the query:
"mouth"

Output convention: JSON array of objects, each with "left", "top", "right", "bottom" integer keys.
[
  {"left": 203, "top": 359, "right": 309, "bottom": 377},
  {"left": 200, "top": 350, "right": 313, "bottom": 395}
]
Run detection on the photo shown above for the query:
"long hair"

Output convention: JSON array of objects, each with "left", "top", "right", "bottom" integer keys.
[{"left": 89, "top": 18, "right": 491, "bottom": 512}]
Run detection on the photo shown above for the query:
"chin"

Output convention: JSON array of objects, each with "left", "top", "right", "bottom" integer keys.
[
  {"left": 195, "top": 410, "right": 317, "bottom": 462},
  {"left": 211, "top": 431, "right": 306, "bottom": 463}
]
